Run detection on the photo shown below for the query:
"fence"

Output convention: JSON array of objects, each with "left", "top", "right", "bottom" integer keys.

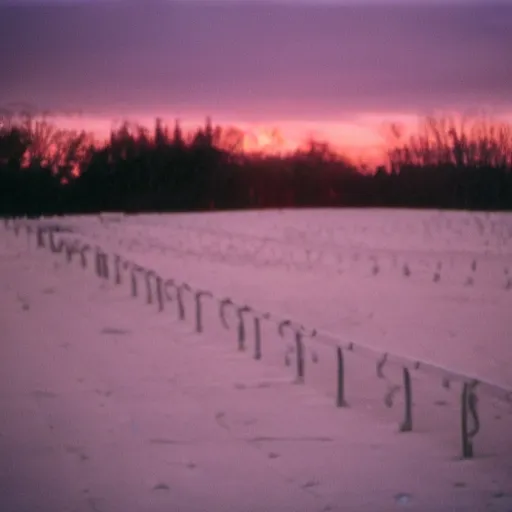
[{"left": 3, "top": 215, "right": 512, "bottom": 461}]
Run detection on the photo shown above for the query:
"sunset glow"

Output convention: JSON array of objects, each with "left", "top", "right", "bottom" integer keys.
[
  {"left": 2, "top": 0, "right": 511, "bottom": 168},
  {"left": 1, "top": 0, "right": 511, "bottom": 173},
  {"left": 43, "top": 113, "right": 407, "bottom": 165}
]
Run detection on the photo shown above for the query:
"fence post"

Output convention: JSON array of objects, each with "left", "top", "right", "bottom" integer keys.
[
  {"left": 376, "top": 353, "right": 388, "bottom": 379},
  {"left": 144, "top": 270, "right": 155, "bottom": 304},
  {"left": 219, "top": 298, "right": 234, "bottom": 329},
  {"left": 95, "top": 249, "right": 108, "bottom": 279},
  {"left": 254, "top": 316, "right": 262, "bottom": 360},
  {"left": 219, "top": 298, "right": 252, "bottom": 349},
  {"left": 95, "top": 249, "right": 103, "bottom": 277},
  {"left": 155, "top": 275, "right": 164, "bottom": 312},
  {"left": 236, "top": 306, "right": 251, "bottom": 351},
  {"left": 177, "top": 283, "right": 191, "bottom": 321},
  {"left": 295, "top": 331, "right": 305, "bottom": 383},
  {"left": 400, "top": 367, "right": 413, "bottom": 432},
  {"left": 195, "top": 291, "right": 204, "bottom": 333},
  {"left": 237, "top": 313, "right": 245, "bottom": 351},
  {"left": 130, "top": 264, "right": 141, "bottom": 297},
  {"left": 278, "top": 320, "right": 310, "bottom": 384},
  {"left": 461, "top": 381, "right": 480, "bottom": 459},
  {"left": 336, "top": 346, "right": 348, "bottom": 407},
  {"left": 278, "top": 321, "right": 293, "bottom": 368},
  {"left": 163, "top": 280, "right": 188, "bottom": 320},
  {"left": 113, "top": 254, "right": 122, "bottom": 285},
  {"left": 101, "top": 251, "right": 109, "bottom": 279},
  {"left": 194, "top": 291, "right": 213, "bottom": 333}
]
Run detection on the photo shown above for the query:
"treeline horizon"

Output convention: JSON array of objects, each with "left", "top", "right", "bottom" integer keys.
[{"left": 1, "top": 112, "right": 512, "bottom": 216}]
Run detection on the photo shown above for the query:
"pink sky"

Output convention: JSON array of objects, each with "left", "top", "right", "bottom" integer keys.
[
  {"left": 1, "top": 1, "right": 511, "bottom": 164},
  {"left": 48, "top": 109, "right": 512, "bottom": 166}
]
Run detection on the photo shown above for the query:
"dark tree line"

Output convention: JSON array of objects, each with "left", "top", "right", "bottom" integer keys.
[{"left": 1, "top": 113, "right": 511, "bottom": 217}]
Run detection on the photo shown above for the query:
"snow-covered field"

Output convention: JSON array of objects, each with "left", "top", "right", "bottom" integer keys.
[
  {"left": 1, "top": 208, "right": 512, "bottom": 512},
  {"left": 62, "top": 208, "right": 512, "bottom": 386}
]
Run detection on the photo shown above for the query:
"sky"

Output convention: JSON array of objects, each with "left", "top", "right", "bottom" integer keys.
[{"left": 1, "top": 0, "right": 512, "bottom": 159}]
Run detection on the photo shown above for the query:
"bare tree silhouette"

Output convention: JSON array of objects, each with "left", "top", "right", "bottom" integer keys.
[{"left": 1, "top": 111, "right": 511, "bottom": 216}]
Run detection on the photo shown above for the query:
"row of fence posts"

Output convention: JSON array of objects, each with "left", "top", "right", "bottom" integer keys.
[{"left": 3, "top": 217, "right": 482, "bottom": 460}]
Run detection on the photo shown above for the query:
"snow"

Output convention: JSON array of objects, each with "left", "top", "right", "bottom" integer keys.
[
  {"left": 59, "top": 208, "right": 512, "bottom": 386},
  {"left": 1, "top": 209, "right": 512, "bottom": 512}
]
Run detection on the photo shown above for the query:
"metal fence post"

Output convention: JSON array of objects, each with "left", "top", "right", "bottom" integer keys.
[
  {"left": 219, "top": 298, "right": 234, "bottom": 329},
  {"left": 461, "top": 381, "right": 480, "bottom": 459},
  {"left": 114, "top": 254, "right": 122, "bottom": 285},
  {"left": 95, "top": 249, "right": 108, "bottom": 279},
  {"left": 336, "top": 346, "right": 348, "bottom": 407},
  {"left": 295, "top": 331, "right": 305, "bottom": 383},
  {"left": 278, "top": 320, "right": 310, "bottom": 384},
  {"left": 400, "top": 367, "right": 413, "bottom": 432},
  {"left": 236, "top": 306, "right": 251, "bottom": 351},
  {"left": 130, "top": 265, "right": 140, "bottom": 297},
  {"left": 194, "top": 291, "right": 213, "bottom": 333},
  {"left": 155, "top": 275, "right": 164, "bottom": 312},
  {"left": 254, "top": 316, "right": 262, "bottom": 360},
  {"left": 144, "top": 270, "right": 154, "bottom": 304},
  {"left": 177, "top": 283, "right": 191, "bottom": 321}
]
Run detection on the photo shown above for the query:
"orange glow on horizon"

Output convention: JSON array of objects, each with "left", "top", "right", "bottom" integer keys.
[
  {"left": 25, "top": 109, "right": 512, "bottom": 168},
  {"left": 44, "top": 113, "right": 394, "bottom": 166}
]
